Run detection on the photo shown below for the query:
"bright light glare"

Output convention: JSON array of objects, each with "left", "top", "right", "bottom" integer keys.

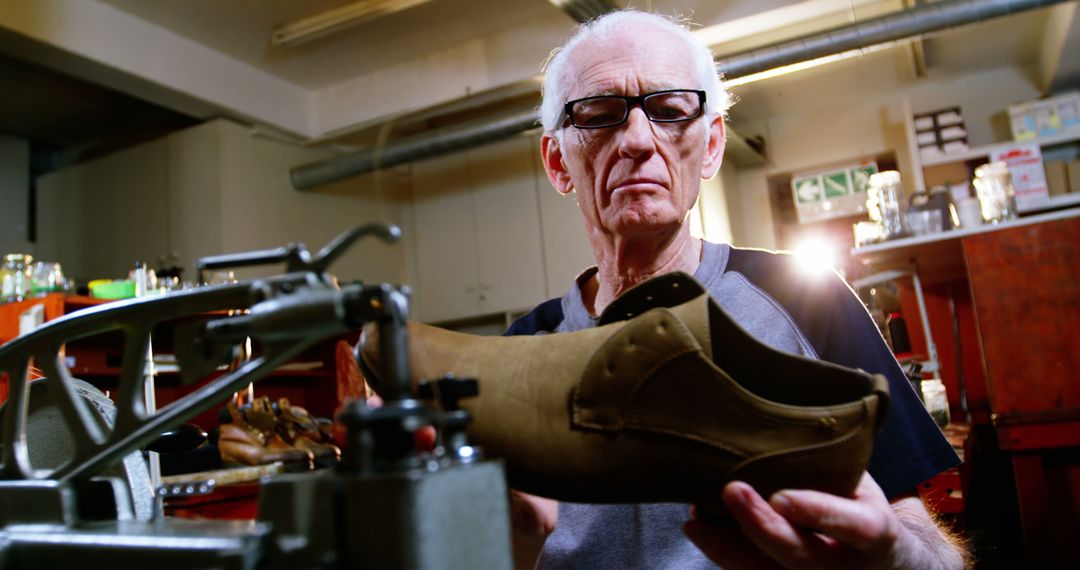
[{"left": 794, "top": 239, "right": 837, "bottom": 274}]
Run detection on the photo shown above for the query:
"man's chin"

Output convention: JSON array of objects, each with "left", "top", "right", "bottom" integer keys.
[{"left": 606, "top": 210, "right": 683, "bottom": 236}]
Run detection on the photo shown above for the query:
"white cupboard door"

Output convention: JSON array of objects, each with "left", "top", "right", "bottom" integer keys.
[
  {"left": 411, "top": 151, "right": 482, "bottom": 323},
  {"left": 468, "top": 136, "right": 546, "bottom": 315}
]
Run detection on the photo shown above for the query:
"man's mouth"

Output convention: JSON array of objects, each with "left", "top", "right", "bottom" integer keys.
[{"left": 610, "top": 178, "right": 667, "bottom": 195}]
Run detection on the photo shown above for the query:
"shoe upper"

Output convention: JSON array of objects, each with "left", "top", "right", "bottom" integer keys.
[{"left": 358, "top": 272, "right": 890, "bottom": 503}]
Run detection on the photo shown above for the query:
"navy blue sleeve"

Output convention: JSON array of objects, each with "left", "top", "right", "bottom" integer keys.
[
  {"left": 726, "top": 248, "right": 959, "bottom": 498},
  {"left": 505, "top": 297, "right": 564, "bottom": 336}
]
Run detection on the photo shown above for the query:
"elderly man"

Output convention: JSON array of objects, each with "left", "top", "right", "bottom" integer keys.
[{"left": 504, "top": 9, "right": 967, "bottom": 569}]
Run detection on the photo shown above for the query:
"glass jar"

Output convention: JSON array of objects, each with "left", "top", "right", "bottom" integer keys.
[
  {"left": 867, "top": 171, "right": 906, "bottom": 239},
  {"left": 31, "top": 261, "right": 65, "bottom": 295},
  {"left": 920, "top": 378, "right": 951, "bottom": 428},
  {"left": 1, "top": 253, "right": 33, "bottom": 303},
  {"left": 973, "top": 161, "right": 1017, "bottom": 224}
]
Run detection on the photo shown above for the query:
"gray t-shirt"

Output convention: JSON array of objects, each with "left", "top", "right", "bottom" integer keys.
[{"left": 538, "top": 241, "right": 815, "bottom": 569}]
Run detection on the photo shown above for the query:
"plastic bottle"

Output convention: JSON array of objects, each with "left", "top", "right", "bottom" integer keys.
[{"left": 886, "top": 312, "right": 913, "bottom": 357}]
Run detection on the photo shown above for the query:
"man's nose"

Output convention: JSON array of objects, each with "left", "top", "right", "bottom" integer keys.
[{"left": 617, "top": 107, "right": 657, "bottom": 158}]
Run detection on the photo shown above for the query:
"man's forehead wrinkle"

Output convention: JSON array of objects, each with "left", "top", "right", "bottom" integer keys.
[{"left": 568, "top": 61, "right": 692, "bottom": 100}]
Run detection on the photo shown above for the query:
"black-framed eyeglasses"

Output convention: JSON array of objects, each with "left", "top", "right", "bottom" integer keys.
[{"left": 563, "top": 89, "right": 706, "bottom": 129}]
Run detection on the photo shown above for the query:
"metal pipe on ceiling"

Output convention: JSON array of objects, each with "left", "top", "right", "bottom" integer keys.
[
  {"left": 714, "top": 0, "right": 1070, "bottom": 79},
  {"left": 293, "top": 108, "right": 539, "bottom": 188},
  {"left": 292, "top": 0, "right": 1070, "bottom": 191},
  {"left": 546, "top": 0, "right": 620, "bottom": 23}
]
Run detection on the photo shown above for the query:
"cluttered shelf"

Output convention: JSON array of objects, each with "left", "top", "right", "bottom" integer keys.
[
  {"left": 1, "top": 292, "right": 361, "bottom": 451},
  {"left": 849, "top": 207, "right": 1080, "bottom": 281},
  {"left": 920, "top": 128, "right": 1080, "bottom": 168}
]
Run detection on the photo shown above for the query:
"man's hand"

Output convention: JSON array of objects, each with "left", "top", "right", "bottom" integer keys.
[
  {"left": 510, "top": 490, "right": 558, "bottom": 536},
  {"left": 682, "top": 472, "right": 966, "bottom": 569}
]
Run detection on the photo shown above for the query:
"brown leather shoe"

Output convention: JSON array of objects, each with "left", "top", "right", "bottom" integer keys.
[
  {"left": 273, "top": 398, "right": 341, "bottom": 465},
  {"left": 218, "top": 401, "right": 313, "bottom": 469},
  {"left": 359, "top": 272, "right": 889, "bottom": 504},
  {"left": 218, "top": 425, "right": 314, "bottom": 467}
]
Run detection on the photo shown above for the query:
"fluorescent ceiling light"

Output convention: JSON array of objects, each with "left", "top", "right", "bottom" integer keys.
[
  {"left": 272, "top": 0, "right": 434, "bottom": 47},
  {"left": 692, "top": 0, "right": 888, "bottom": 47},
  {"left": 723, "top": 38, "right": 912, "bottom": 88},
  {"left": 723, "top": 53, "right": 852, "bottom": 87}
]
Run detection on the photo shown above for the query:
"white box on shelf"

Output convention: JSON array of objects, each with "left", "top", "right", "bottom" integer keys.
[
  {"left": 1054, "top": 91, "right": 1080, "bottom": 130},
  {"left": 1009, "top": 101, "right": 1037, "bottom": 141},
  {"left": 1033, "top": 99, "right": 1062, "bottom": 138},
  {"left": 940, "top": 125, "right": 967, "bottom": 140},
  {"left": 942, "top": 140, "right": 969, "bottom": 154},
  {"left": 920, "top": 146, "right": 945, "bottom": 161},
  {"left": 991, "top": 143, "right": 1050, "bottom": 211}
]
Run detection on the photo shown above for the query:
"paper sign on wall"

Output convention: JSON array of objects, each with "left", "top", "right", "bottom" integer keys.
[{"left": 791, "top": 161, "right": 878, "bottom": 223}]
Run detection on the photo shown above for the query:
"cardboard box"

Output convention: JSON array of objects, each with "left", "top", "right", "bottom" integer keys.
[
  {"left": 1044, "top": 160, "right": 1070, "bottom": 196},
  {"left": 1067, "top": 160, "right": 1080, "bottom": 194}
]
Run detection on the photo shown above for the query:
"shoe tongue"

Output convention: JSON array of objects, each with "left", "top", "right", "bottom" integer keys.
[{"left": 597, "top": 272, "right": 706, "bottom": 326}]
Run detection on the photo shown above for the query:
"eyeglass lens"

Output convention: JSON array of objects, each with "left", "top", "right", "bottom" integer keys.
[{"left": 571, "top": 91, "right": 701, "bottom": 128}]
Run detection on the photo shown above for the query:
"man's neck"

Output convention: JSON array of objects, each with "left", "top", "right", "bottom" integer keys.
[{"left": 583, "top": 228, "right": 702, "bottom": 315}]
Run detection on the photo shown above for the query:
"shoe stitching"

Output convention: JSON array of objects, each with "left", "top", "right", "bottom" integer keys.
[
  {"left": 618, "top": 356, "right": 874, "bottom": 462},
  {"left": 573, "top": 308, "right": 874, "bottom": 437},
  {"left": 653, "top": 351, "right": 870, "bottom": 423},
  {"left": 571, "top": 310, "right": 698, "bottom": 431},
  {"left": 727, "top": 415, "right": 873, "bottom": 478}
]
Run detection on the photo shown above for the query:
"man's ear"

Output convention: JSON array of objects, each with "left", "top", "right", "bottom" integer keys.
[
  {"left": 700, "top": 116, "right": 726, "bottom": 180},
  {"left": 541, "top": 133, "right": 574, "bottom": 195}
]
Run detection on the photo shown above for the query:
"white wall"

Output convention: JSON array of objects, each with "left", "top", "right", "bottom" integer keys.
[
  {"left": 693, "top": 161, "right": 735, "bottom": 246},
  {"left": 215, "top": 120, "right": 407, "bottom": 286},
  {"left": 401, "top": 132, "right": 592, "bottom": 322},
  {"left": 35, "top": 119, "right": 406, "bottom": 285},
  {"left": 0, "top": 134, "right": 31, "bottom": 256},
  {"left": 36, "top": 138, "right": 171, "bottom": 281}
]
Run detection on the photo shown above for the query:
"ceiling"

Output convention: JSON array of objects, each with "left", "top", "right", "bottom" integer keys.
[
  {"left": 0, "top": 0, "right": 1076, "bottom": 165},
  {"left": 0, "top": 54, "right": 197, "bottom": 154},
  {"left": 88, "top": 0, "right": 868, "bottom": 88},
  {"left": 96, "top": 0, "right": 561, "bottom": 89}
]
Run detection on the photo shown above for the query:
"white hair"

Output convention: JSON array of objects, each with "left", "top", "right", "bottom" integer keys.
[{"left": 539, "top": 10, "right": 732, "bottom": 136}]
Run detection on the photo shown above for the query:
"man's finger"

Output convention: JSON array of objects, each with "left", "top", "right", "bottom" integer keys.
[
  {"left": 723, "top": 481, "right": 836, "bottom": 567},
  {"left": 723, "top": 482, "right": 804, "bottom": 549},
  {"left": 683, "top": 519, "right": 783, "bottom": 569},
  {"left": 768, "top": 489, "right": 897, "bottom": 553}
]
